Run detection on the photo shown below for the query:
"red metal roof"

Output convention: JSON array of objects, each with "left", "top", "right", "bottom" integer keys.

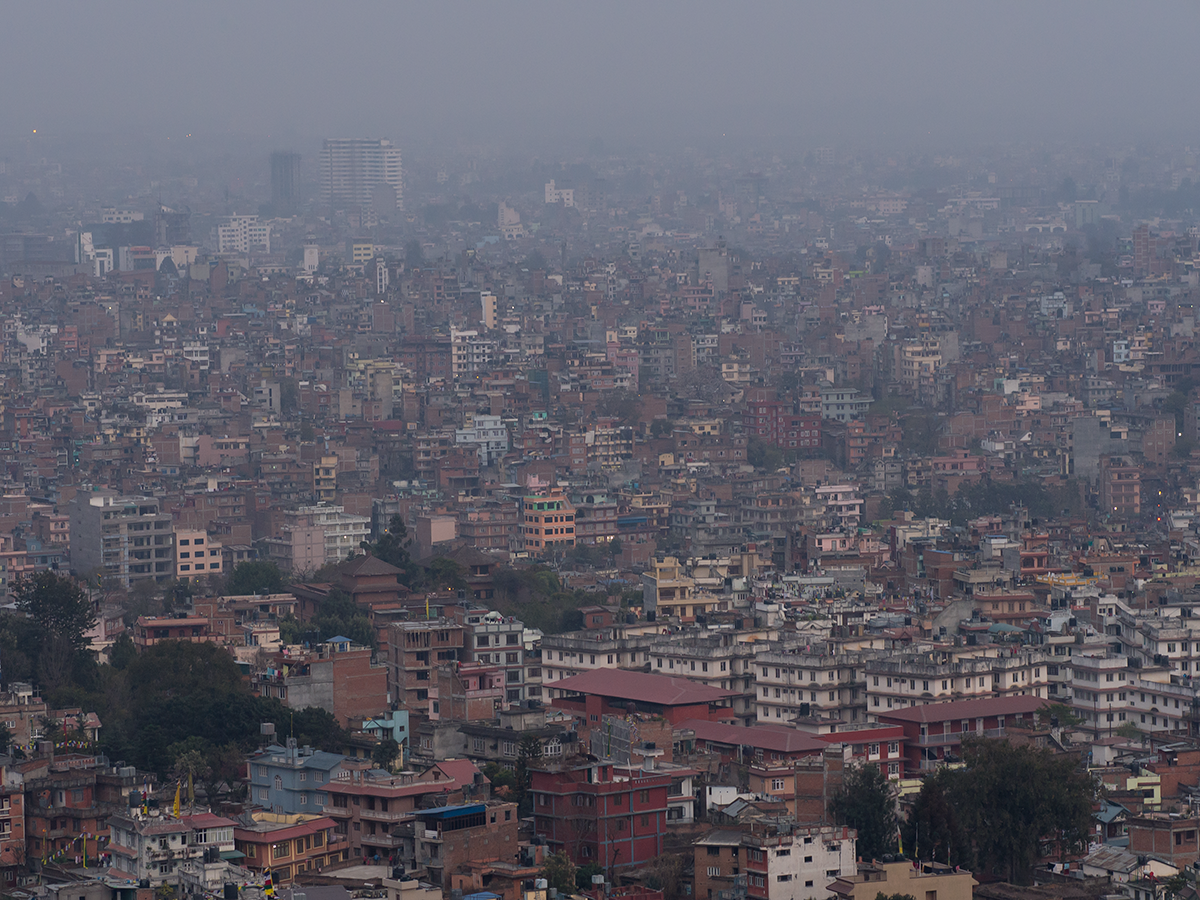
[
  {"left": 678, "top": 719, "right": 829, "bottom": 754},
  {"left": 552, "top": 668, "right": 738, "bottom": 706},
  {"left": 875, "top": 694, "right": 1044, "bottom": 724}
]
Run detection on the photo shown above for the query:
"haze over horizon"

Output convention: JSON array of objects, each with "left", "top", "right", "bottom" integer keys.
[{"left": 3, "top": 0, "right": 1200, "bottom": 154}]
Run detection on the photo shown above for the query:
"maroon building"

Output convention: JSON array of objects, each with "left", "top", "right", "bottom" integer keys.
[
  {"left": 531, "top": 760, "right": 671, "bottom": 870},
  {"left": 874, "top": 695, "right": 1043, "bottom": 773},
  {"left": 549, "top": 669, "right": 738, "bottom": 726}
]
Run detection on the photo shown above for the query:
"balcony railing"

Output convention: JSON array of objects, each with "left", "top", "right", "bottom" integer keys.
[
  {"left": 917, "top": 727, "right": 1006, "bottom": 746},
  {"left": 359, "top": 808, "right": 409, "bottom": 822}
]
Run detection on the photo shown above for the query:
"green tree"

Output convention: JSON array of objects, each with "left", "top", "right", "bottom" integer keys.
[
  {"left": 748, "top": 437, "right": 785, "bottom": 470},
  {"left": 372, "top": 737, "right": 400, "bottom": 771},
  {"left": 576, "top": 863, "right": 603, "bottom": 891},
  {"left": 311, "top": 589, "right": 376, "bottom": 649},
  {"left": 225, "top": 560, "right": 287, "bottom": 596},
  {"left": 1114, "top": 721, "right": 1143, "bottom": 740},
  {"left": 953, "top": 738, "right": 1097, "bottom": 883},
  {"left": 640, "top": 854, "right": 684, "bottom": 900},
  {"left": 170, "top": 744, "right": 211, "bottom": 805},
  {"left": 515, "top": 733, "right": 543, "bottom": 812},
  {"left": 109, "top": 632, "right": 138, "bottom": 670},
  {"left": 482, "top": 762, "right": 518, "bottom": 793},
  {"left": 904, "top": 769, "right": 971, "bottom": 867},
  {"left": 276, "top": 614, "right": 306, "bottom": 646},
  {"left": 1036, "top": 702, "right": 1083, "bottom": 729},
  {"left": 207, "top": 742, "right": 247, "bottom": 804},
  {"left": 425, "top": 557, "right": 467, "bottom": 592},
  {"left": 363, "top": 515, "right": 417, "bottom": 585},
  {"left": 1161, "top": 873, "right": 1190, "bottom": 900},
  {"left": 542, "top": 851, "right": 576, "bottom": 894},
  {"left": 596, "top": 389, "right": 643, "bottom": 426},
  {"left": 14, "top": 572, "right": 96, "bottom": 653},
  {"left": 829, "top": 763, "right": 897, "bottom": 860}
]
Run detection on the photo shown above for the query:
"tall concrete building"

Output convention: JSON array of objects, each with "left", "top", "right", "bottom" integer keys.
[
  {"left": 69, "top": 489, "right": 175, "bottom": 587},
  {"left": 270, "top": 151, "right": 301, "bottom": 214},
  {"left": 318, "top": 139, "right": 402, "bottom": 210}
]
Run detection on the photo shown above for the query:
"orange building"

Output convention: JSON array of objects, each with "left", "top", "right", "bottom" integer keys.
[
  {"left": 234, "top": 813, "right": 347, "bottom": 883},
  {"left": 520, "top": 486, "right": 576, "bottom": 553},
  {"left": 132, "top": 615, "right": 214, "bottom": 649}
]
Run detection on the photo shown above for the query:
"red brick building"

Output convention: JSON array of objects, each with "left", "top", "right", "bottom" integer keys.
[
  {"left": 818, "top": 724, "right": 908, "bottom": 779},
  {"left": 875, "top": 695, "right": 1043, "bottom": 773},
  {"left": 1128, "top": 814, "right": 1200, "bottom": 867},
  {"left": 321, "top": 759, "right": 480, "bottom": 860},
  {"left": 252, "top": 638, "right": 388, "bottom": 728},
  {"left": 530, "top": 761, "right": 670, "bottom": 870},
  {"left": 409, "top": 801, "right": 519, "bottom": 890},
  {"left": 678, "top": 719, "right": 828, "bottom": 766},
  {"left": 549, "top": 669, "right": 738, "bottom": 726},
  {"left": 743, "top": 388, "right": 821, "bottom": 451}
]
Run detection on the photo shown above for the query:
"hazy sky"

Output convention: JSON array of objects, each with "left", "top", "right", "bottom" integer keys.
[{"left": 4, "top": 1, "right": 1199, "bottom": 150}]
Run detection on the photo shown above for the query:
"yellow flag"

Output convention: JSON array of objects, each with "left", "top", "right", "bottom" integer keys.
[{"left": 173, "top": 780, "right": 181, "bottom": 818}]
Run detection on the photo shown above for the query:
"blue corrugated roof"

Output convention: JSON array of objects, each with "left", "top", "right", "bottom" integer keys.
[{"left": 415, "top": 803, "right": 484, "bottom": 820}]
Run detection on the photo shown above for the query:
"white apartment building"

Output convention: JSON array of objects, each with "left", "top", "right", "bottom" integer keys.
[
  {"left": 181, "top": 342, "right": 210, "bottom": 371},
  {"left": 101, "top": 208, "right": 143, "bottom": 223},
  {"left": 755, "top": 651, "right": 874, "bottom": 725},
  {"left": 455, "top": 414, "right": 509, "bottom": 467},
  {"left": 174, "top": 528, "right": 223, "bottom": 581},
  {"left": 319, "top": 138, "right": 403, "bottom": 209},
  {"left": 866, "top": 648, "right": 1052, "bottom": 715},
  {"left": 648, "top": 631, "right": 762, "bottom": 724},
  {"left": 216, "top": 214, "right": 271, "bottom": 254},
  {"left": 540, "top": 629, "right": 656, "bottom": 687},
  {"left": 1069, "top": 652, "right": 1200, "bottom": 737},
  {"left": 696, "top": 824, "right": 857, "bottom": 900},
  {"left": 813, "top": 485, "right": 863, "bottom": 529},
  {"left": 544, "top": 180, "right": 574, "bottom": 207},
  {"left": 450, "top": 328, "right": 496, "bottom": 378},
  {"left": 281, "top": 504, "right": 371, "bottom": 567},
  {"left": 69, "top": 490, "right": 175, "bottom": 587}
]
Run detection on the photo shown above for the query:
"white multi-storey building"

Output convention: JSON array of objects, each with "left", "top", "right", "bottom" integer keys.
[
  {"left": 319, "top": 138, "right": 403, "bottom": 210},
  {"left": 455, "top": 414, "right": 509, "bottom": 467},
  {"left": 216, "top": 214, "right": 271, "bottom": 254},
  {"left": 755, "top": 650, "right": 876, "bottom": 725},
  {"left": 866, "top": 648, "right": 1052, "bottom": 715},
  {"left": 69, "top": 490, "right": 175, "bottom": 587},
  {"left": 695, "top": 823, "right": 857, "bottom": 900}
]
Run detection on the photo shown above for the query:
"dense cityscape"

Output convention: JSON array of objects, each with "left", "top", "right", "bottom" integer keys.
[{"left": 6, "top": 6, "right": 1200, "bottom": 900}]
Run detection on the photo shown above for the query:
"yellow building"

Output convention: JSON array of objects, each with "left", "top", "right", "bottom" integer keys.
[
  {"left": 830, "top": 861, "right": 976, "bottom": 900},
  {"left": 349, "top": 240, "right": 375, "bottom": 264},
  {"left": 313, "top": 456, "right": 338, "bottom": 503},
  {"left": 520, "top": 486, "right": 576, "bottom": 553},
  {"left": 642, "top": 556, "right": 719, "bottom": 621},
  {"left": 174, "top": 528, "right": 223, "bottom": 581}
]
